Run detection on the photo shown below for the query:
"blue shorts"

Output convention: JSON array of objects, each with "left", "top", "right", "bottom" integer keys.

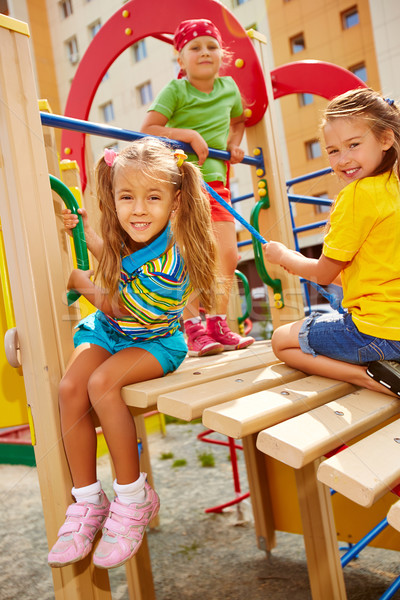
[
  {"left": 74, "top": 311, "right": 188, "bottom": 375},
  {"left": 299, "top": 310, "right": 400, "bottom": 365}
]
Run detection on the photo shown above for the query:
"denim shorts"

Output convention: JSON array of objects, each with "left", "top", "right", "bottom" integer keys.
[
  {"left": 299, "top": 310, "right": 400, "bottom": 365},
  {"left": 74, "top": 311, "right": 188, "bottom": 374}
]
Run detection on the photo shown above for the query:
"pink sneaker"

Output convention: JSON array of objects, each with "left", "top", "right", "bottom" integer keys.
[
  {"left": 206, "top": 316, "right": 255, "bottom": 351},
  {"left": 93, "top": 480, "right": 160, "bottom": 569},
  {"left": 48, "top": 490, "right": 110, "bottom": 567},
  {"left": 184, "top": 320, "right": 224, "bottom": 357}
]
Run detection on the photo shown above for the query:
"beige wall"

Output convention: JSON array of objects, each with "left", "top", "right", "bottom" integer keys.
[{"left": 369, "top": 0, "right": 400, "bottom": 97}]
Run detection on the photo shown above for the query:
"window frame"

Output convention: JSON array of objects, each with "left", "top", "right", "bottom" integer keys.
[
  {"left": 137, "top": 81, "right": 153, "bottom": 106},
  {"left": 101, "top": 101, "right": 115, "bottom": 123},
  {"left": 341, "top": 6, "right": 360, "bottom": 29},
  {"left": 305, "top": 139, "right": 322, "bottom": 160},
  {"left": 290, "top": 32, "right": 305, "bottom": 54}
]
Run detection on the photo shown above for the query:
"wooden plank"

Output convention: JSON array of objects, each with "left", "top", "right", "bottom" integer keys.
[
  {"left": 387, "top": 499, "right": 400, "bottom": 532},
  {"left": 295, "top": 461, "right": 347, "bottom": 600},
  {"left": 122, "top": 341, "right": 276, "bottom": 409},
  {"left": 203, "top": 376, "right": 355, "bottom": 439},
  {"left": 317, "top": 418, "right": 400, "bottom": 507},
  {"left": 257, "top": 388, "right": 400, "bottom": 468},
  {"left": 158, "top": 363, "right": 302, "bottom": 421}
]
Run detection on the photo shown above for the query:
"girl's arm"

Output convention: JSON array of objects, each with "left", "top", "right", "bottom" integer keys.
[
  {"left": 67, "top": 269, "right": 131, "bottom": 317},
  {"left": 62, "top": 208, "right": 104, "bottom": 260},
  {"left": 263, "top": 241, "right": 346, "bottom": 285},
  {"left": 140, "top": 111, "right": 209, "bottom": 166},
  {"left": 227, "top": 115, "right": 245, "bottom": 164}
]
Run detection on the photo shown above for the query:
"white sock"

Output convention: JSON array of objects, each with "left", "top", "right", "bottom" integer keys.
[
  {"left": 113, "top": 473, "right": 146, "bottom": 505},
  {"left": 184, "top": 317, "right": 201, "bottom": 325},
  {"left": 207, "top": 314, "right": 226, "bottom": 321},
  {"left": 72, "top": 480, "right": 102, "bottom": 505}
]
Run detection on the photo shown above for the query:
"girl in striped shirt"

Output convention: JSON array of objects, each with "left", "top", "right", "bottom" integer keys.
[{"left": 48, "top": 137, "right": 217, "bottom": 570}]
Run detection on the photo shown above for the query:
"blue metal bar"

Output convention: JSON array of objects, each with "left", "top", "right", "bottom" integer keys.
[
  {"left": 237, "top": 239, "right": 252, "bottom": 248},
  {"left": 40, "top": 112, "right": 264, "bottom": 170},
  {"left": 293, "top": 220, "right": 327, "bottom": 234},
  {"left": 379, "top": 575, "right": 400, "bottom": 600},
  {"left": 341, "top": 517, "right": 388, "bottom": 568},
  {"left": 288, "top": 194, "right": 332, "bottom": 207},
  {"left": 231, "top": 193, "right": 254, "bottom": 204},
  {"left": 286, "top": 167, "right": 332, "bottom": 187}
]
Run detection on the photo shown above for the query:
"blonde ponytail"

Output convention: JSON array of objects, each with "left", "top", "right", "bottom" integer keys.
[{"left": 171, "top": 161, "right": 218, "bottom": 312}]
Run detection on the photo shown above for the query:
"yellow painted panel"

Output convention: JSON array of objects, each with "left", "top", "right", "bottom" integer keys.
[{"left": 0, "top": 14, "right": 29, "bottom": 36}]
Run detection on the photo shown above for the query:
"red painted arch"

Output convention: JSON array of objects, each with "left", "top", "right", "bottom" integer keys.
[{"left": 61, "top": 0, "right": 366, "bottom": 189}]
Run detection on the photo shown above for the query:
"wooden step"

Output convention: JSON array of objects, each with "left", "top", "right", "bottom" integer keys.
[
  {"left": 202, "top": 376, "right": 355, "bottom": 439},
  {"left": 158, "top": 362, "right": 301, "bottom": 422},
  {"left": 387, "top": 499, "right": 400, "bottom": 532},
  {"left": 317, "top": 418, "right": 400, "bottom": 507},
  {"left": 256, "top": 389, "right": 400, "bottom": 468},
  {"left": 122, "top": 341, "right": 275, "bottom": 409}
]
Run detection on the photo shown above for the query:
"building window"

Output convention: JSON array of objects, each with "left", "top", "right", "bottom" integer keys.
[
  {"left": 342, "top": 6, "right": 359, "bottom": 29},
  {"left": 65, "top": 36, "right": 79, "bottom": 65},
  {"left": 298, "top": 93, "right": 313, "bottom": 107},
  {"left": 290, "top": 33, "right": 305, "bottom": 54},
  {"left": 306, "top": 140, "right": 322, "bottom": 160},
  {"left": 349, "top": 62, "right": 367, "bottom": 82},
  {"left": 137, "top": 82, "right": 153, "bottom": 105},
  {"left": 314, "top": 193, "right": 332, "bottom": 214},
  {"left": 132, "top": 40, "right": 147, "bottom": 62},
  {"left": 89, "top": 20, "right": 101, "bottom": 39},
  {"left": 101, "top": 101, "right": 115, "bottom": 123},
  {"left": 60, "top": 0, "right": 73, "bottom": 19},
  {"left": 0, "top": 0, "right": 10, "bottom": 15}
]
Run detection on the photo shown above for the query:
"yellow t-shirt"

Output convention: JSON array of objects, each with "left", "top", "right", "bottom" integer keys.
[{"left": 323, "top": 172, "right": 400, "bottom": 340}]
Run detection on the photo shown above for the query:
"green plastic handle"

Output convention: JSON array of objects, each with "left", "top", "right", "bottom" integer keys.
[
  {"left": 49, "top": 175, "right": 90, "bottom": 306},
  {"left": 250, "top": 189, "right": 283, "bottom": 305},
  {"left": 235, "top": 269, "right": 251, "bottom": 325}
]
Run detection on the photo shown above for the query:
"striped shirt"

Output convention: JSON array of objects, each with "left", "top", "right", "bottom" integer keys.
[{"left": 105, "top": 228, "right": 191, "bottom": 340}]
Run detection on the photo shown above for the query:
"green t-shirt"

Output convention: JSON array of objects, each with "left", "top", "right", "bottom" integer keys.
[{"left": 149, "top": 76, "right": 243, "bottom": 182}]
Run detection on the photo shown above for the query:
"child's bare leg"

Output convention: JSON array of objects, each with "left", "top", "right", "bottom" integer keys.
[
  {"left": 272, "top": 321, "right": 397, "bottom": 396},
  {"left": 210, "top": 220, "right": 238, "bottom": 315},
  {"left": 58, "top": 343, "right": 111, "bottom": 488},
  {"left": 87, "top": 347, "right": 164, "bottom": 484}
]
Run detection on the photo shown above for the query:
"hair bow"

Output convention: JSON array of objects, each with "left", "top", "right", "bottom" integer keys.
[
  {"left": 104, "top": 148, "right": 118, "bottom": 166},
  {"left": 384, "top": 98, "right": 395, "bottom": 106},
  {"left": 174, "top": 149, "right": 187, "bottom": 167}
]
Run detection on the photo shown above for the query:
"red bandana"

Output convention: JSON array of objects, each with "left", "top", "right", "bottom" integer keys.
[{"left": 173, "top": 19, "right": 223, "bottom": 53}]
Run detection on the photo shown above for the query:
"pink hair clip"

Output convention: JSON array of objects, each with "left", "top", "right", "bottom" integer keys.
[{"left": 104, "top": 148, "right": 118, "bottom": 167}]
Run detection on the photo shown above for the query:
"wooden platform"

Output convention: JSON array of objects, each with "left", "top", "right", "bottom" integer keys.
[{"left": 119, "top": 340, "right": 400, "bottom": 600}]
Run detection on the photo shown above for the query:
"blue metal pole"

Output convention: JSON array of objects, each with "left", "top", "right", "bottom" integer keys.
[
  {"left": 40, "top": 112, "right": 264, "bottom": 170},
  {"left": 341, "top": 518, "right": 388, "bottom": 568}
]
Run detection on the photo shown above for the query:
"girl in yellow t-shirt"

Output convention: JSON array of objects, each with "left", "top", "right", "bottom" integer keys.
[{"left": 263, "top": 88, "right": 400, "bottom": 397}]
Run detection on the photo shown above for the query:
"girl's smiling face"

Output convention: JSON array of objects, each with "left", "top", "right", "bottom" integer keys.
[
  {"left": 178, "top": 35, "right": 223, "bottom": 84},
  {"left": 323, "top": 117, "right": 394, "bottom": 184},
  {"left": 113, "top": 165, "right": 179, "bottom": 248}
]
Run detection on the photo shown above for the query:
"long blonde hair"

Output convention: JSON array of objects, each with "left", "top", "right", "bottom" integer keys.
[{"left": 95, "top": 137, "right": 218, "bottom": 311}]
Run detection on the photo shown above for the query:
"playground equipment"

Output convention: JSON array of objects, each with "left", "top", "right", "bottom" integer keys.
[{"left": 1, "top": 2, "right": 400, "bottom": 600}]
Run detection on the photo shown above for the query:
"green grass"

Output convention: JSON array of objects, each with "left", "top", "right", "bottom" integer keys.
[
  {"left": 159, "top": 452, "right": 174, "bottom": 460},
  {"left": 177, "top": 541, "right": 200, "bottom": 559},
  {"left": 197, "top": 451, "right": 215, "bottom": 468},
  {"left": 172, "top": 458, "right": 187, "bottom": 468}
]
